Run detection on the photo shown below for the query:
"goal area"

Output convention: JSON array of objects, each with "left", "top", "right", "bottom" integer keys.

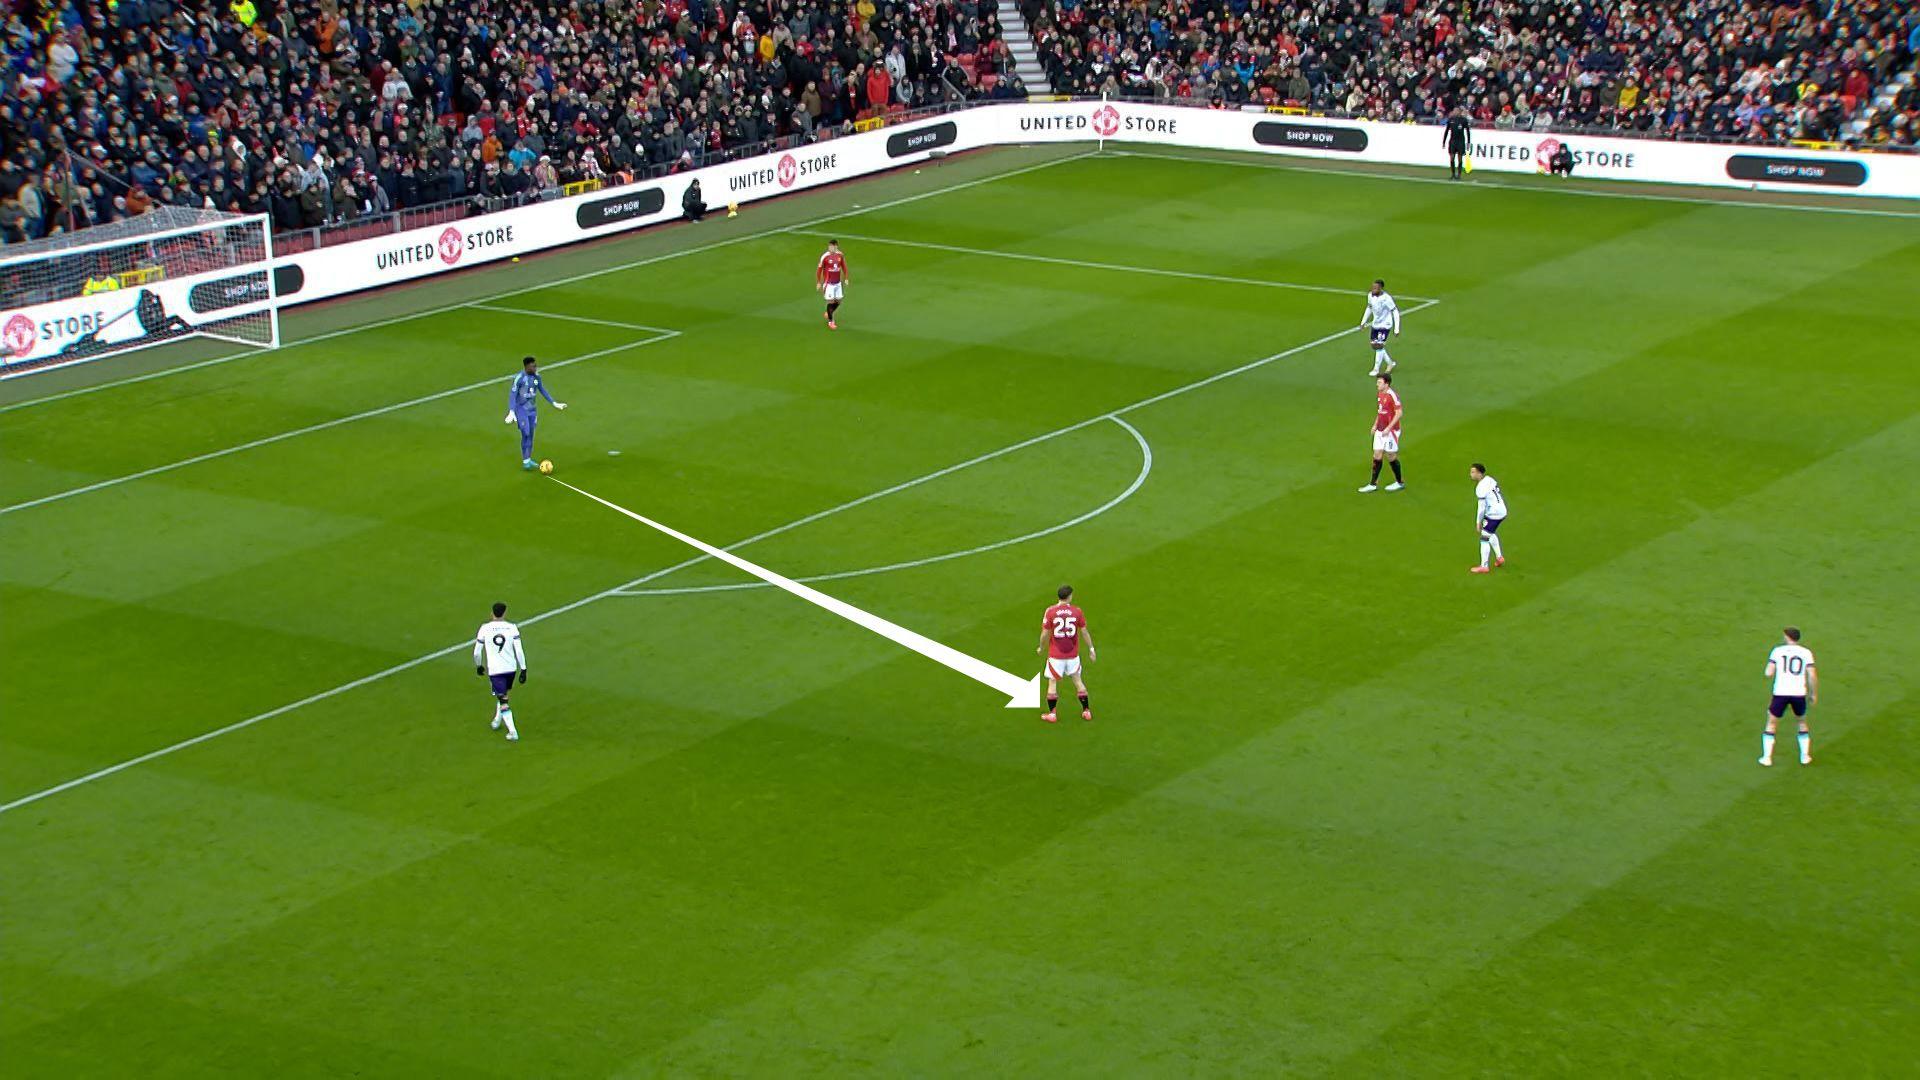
[{"left": 0, "top": 208, "right": 278, "bottom": 379}]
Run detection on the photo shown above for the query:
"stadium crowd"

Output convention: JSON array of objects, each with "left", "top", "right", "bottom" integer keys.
[
  {"left": 0, "top": 0, "right": 1023, "bottom": 239},
  {"left": 1, "top": 0, "right": 1916, "bottom": 242},
  {"left": 1022, "top": 0, "right": 1919, "bottom": 146}
]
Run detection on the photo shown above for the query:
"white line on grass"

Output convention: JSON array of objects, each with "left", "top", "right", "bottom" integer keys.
[
  {"left": 0, "top": 304, "right": 509, "bottom": 415},
  {"left": 0, "top": 151, "right": 1099, "bottom": 416},
  {"left": 0, "top": 306, "right": 1417, "bottom": 816},
  {"left": 792, "top": 229, "right": 1435, "bottom": 302},
  {"left": 0, "top": 160, "right": 1108, "bottom": 515},
  {"left": 615, "top": 415, "right": 1154, "bottom": 596},
  {"left": 1105, "top": 147, "right": 1920, "bottom": 219},
  {"left": 0, "top": 327, "right": 677, "bottom": 517},
  {"left": 469, "top": 304, "right": 678, "bottom": 334},
  {"left": 1106, "top": 297, "right": 1438, "bottom": 417}
]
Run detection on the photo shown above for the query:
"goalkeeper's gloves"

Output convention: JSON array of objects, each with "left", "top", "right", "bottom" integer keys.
[
  {"left": 518, "top": 670, "right": 528, "bottom": 685},
  {"left": 504, "top": 411, "right": 517, "bottom": 424},
  {"left": 476, "top": 665, "right": 485, "bottom": 676},
  {"left": 554, "top": 402, "right": 568, "bottom": 411}
]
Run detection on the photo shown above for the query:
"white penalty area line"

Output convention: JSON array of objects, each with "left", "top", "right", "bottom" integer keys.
[
  {"left": 0, "top": 151, "right": 1101, "bottom": 417},
  {"left": 468, "top": 304, "right": 677, "bottom": 335},
  {"left": 0, "top": 324, "right": 679, "bottom": 518},
  {"left": 0, "top": 305, "right": 1424, "bottom": 816},
  {"left": 614, "top": 415, "right": 1154, "bottom": 597},
  {"left": 791, "top": 228, "right": 1437, "bottom": 303},
  {"left": 1103, "top": 147, "right": 1920, "bottom": 220}
]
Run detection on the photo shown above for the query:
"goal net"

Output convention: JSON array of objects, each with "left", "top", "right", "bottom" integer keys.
[{"left": 0, "top": 208, "right": 278, "bottom": 379}]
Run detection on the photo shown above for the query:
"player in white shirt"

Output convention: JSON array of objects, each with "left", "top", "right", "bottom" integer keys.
[
  {"left": 474, "top": 601, "right": 527, "bottom": 741},
  {"left": 1468, "top": 463, "right": 1508, "bottom": 573},
  {"left": 1760, "top": 627, "right": 1817, "bottom": 766},
  {"left": 1360, "top": 278, "right": 1401, "bottom": 376}
]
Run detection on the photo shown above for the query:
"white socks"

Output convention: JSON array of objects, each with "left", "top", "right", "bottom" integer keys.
[
  {"left": 1761, "top": 732, "right": 1811, "bottom": 764},
  {"left": 1479, "top": 535, "right": 1504, "bottom": 568},
  {"left": 498, "top": 707, "right": 518, "bottom": 739}
]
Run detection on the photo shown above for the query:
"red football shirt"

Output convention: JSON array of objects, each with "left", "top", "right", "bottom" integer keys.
[
  {"left": 817, "top": 250, "right": 846, "bottom": 285},
  {"left": 1042, "top": 602, "right": 1086, "bottom": 660},
  {"left": 1374, "top": 387, "right": 1402, "bottom": 433}
]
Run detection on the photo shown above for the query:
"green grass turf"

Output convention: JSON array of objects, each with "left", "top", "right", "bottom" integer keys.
[{"left": 3, "top": 145, "right": 1917, "bottom": 1075}]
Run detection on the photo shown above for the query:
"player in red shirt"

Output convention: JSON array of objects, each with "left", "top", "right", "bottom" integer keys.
[
  {"left": 816, "top": 239, "right": 848, "bottom": 330},
  {"left": 1036, "top": 584, "right": 1097, "bottom": 723},
  {"left": 1358, "top": 372, "right": 1404, "bottom": 492}
]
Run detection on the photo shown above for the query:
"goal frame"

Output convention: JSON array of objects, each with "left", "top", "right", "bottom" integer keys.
[{"left": 0, "top": 210, "right": 280, "bottom": 380}]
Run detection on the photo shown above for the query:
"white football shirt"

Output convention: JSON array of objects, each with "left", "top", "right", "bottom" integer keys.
[
  {"left": 1767, "top": 643, "right": 1814, "bottom": 696},
  {"left": 1475, "top": 475, "right": 1508, "bottom": 520},
  {"left": 1362, "top": 292, "right": 1400, "bottom": 331},
  {"left": 474, "top": 618, "right": 527, "bottom": 676}
]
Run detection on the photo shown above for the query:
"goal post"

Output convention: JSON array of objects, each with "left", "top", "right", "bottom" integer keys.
[{"left": 0, "top": 208, "right": 279, "bottom": 380}]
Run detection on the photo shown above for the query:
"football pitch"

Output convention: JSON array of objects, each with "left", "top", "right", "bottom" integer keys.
[{"left": 4, "top": 145, "right": 1917, "bottom": 1075}]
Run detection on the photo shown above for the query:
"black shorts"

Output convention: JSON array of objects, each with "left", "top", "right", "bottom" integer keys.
[
  {"left": 489, "top": 672, "right": 516, "bottom": 696},
  {"left": 1768, "top": 695, "right": 1807, "bottom": 718},
  {"left": 1481, "top": 516, "right": 1504, "bottom": 534},
  {"left": 1369, "top": 326, "right": 1390, "bottom": 346}
]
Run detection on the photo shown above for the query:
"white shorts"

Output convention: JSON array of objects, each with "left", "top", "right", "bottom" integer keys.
[
  {"left": 822, "top": 282, "right": 844, "bottom": 301},
  {"left": 1045, "top": 656, "right": 1081, "bottom": 680},
  {"left": 1372, "top": 429, "right": 1399, "bottom": 453}
]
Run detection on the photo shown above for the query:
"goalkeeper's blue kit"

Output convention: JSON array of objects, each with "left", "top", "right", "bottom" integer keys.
[{"left": 509, "top": 371, "right": 557, "bottom": 459}]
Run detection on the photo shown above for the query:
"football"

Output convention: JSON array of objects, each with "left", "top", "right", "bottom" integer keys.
[{"left": 538, "top": 460, "right": 553, "bottom": 474}]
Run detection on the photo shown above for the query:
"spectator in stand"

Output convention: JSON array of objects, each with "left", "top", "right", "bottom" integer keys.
[
  {"left": 5, "top": 0, "right": 1909, "bottom": 245},
  {"left": 0, "top": 195, "right": 26, "bottom": 243},
  {"left": 17, "top": 177, "right": 44, "bottom": 241},
  {"left": 532, "top": 155, "right": 560, "bottom": 194},
  {"left": 1020, "top": 0, "right": 1917, "bottom": 147},
  {"left": 0, "top": 0, "right": 1003, "bottom": 238},
  {"left": 867, "top": 59, "right": 894, "bottom": 114}
]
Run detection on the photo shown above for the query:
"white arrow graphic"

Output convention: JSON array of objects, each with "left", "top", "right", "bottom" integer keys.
[{"left": 554, "top": 479, "right": 1043, "bottom": 709}]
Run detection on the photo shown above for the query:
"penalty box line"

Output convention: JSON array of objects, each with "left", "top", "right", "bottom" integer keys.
[
  {"left": 790, "top": 229, "right": 1440, "bottom": 303},
  {"left": 0, "top": 316, "right": 679, "bottom": 518},
  {"left": 0, "top": 150, "right": 1101, "bottom": 417},
  {"left": 467, "top": 305, "right": 677, "bottom": 335},
  {"left": 0, "top": 304, "right": 1438, "bottom": 817}
]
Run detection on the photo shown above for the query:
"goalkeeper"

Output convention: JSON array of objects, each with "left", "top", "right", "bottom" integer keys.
[{"left": 504, "top": 354, "right": 567, "bottom": 470}]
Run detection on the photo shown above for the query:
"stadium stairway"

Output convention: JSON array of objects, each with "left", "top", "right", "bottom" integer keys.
[{"left": 997, "top": 0, "right": 1053, "bottom": 94}]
